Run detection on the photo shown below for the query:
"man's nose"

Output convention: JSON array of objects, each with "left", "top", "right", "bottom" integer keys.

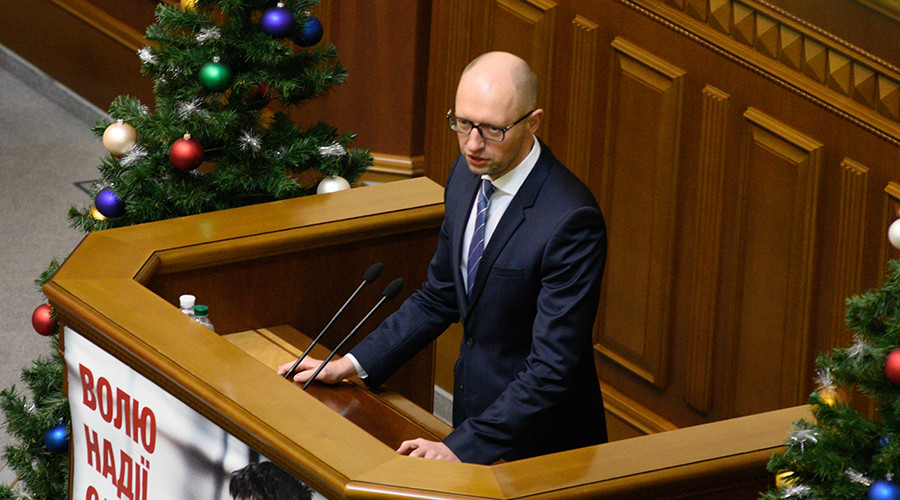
[{"left": 465, "top": 127, "right": 486, "bottom": 149}]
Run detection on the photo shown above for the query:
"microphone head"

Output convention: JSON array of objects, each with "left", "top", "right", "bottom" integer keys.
[
  {"left": 363, "top": 262, "right": 384, "bottom": 284},
  {"left": 383, "top": 278, "right": 404, "bottom": 299}
]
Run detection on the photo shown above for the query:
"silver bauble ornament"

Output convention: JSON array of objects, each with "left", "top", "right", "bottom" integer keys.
[{"left": 317, "top": 175, "right": 351, "bottom": 194}]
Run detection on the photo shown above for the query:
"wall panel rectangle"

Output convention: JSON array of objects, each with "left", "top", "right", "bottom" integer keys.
[
  {"left": 730, "top": 108, "right": 822, "bottom": 415},
  {"left": 596, "top": 37, "right": 685, "bottom": 389}
]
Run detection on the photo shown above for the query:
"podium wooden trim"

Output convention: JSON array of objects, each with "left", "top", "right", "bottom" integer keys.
[{"left": 46, "top": 178, "right": 808, "bottom": 499}]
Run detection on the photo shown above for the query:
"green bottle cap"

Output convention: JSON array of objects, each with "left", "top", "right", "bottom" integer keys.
[{"left": 193, "top": 304, "right": 209, "bottom": 317}]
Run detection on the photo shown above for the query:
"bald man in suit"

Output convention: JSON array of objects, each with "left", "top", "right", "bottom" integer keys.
[{"left": 280, "top": 51, "right": 607, "bottom": 465}]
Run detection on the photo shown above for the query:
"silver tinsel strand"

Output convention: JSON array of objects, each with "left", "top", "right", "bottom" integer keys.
[
  {"left": 239, "top": 130, "right": 263, "bottom": 152},
  {"left": 815, "top": 368, "right": 835, "bottom": 391},
  {"left": 197, "top": 27, "right": 222, "bottom": 43},
  {"left": 121, "top": 146, "right": 148, "bottom": 167},
  {"left": 318, "top": 143, "right": 347, "bottom": 158},
  {"left": 177, "top": 98, "right": 208, "bottom": 119},
  {"left": 787, "top": 428, "right": 818, "bottom": 452},
  {"left": 137, "top": 46, "right": 155, "bottom": 65},
  {"left": 846, "top": 468, "right": 872, "bottom": 486},
  {"left": 780, "top": 485, "right": 812, "bottom": 498},
  {"left": 847, "top": 335, "right": 872, "bottom": 359}
]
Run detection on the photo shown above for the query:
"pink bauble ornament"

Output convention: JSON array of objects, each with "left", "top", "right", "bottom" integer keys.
[
  {"left": 32, "top": 303, "right": 58, "bottom": 336},
  {"left": 886, "top": 348, "right": 900, "bottom": 385},
  {"left": 170, "top": 134, "right": 204, "bottom": 171}
]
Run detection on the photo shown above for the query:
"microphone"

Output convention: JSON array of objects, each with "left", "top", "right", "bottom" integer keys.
[
  {"left": 302, "top": 278, "right": 404, "bottom": 390},
  {"left": 283, "top": 262, "right": 383, "bottom": 379}
]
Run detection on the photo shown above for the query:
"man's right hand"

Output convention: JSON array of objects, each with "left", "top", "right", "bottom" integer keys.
[{"left": 276, "top": 356, "right": 356, "bottom": 386}]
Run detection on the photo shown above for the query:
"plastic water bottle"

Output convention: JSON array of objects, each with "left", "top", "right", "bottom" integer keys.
[
  {"left": 179, "top": 294, "right": 196, "bottom": 318},
  {"left": 193, "top": 304, "right": 215, "bottom": 331}
]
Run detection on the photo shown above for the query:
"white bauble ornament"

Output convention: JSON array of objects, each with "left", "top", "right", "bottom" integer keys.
[
  {"left": 317, "top": 176, "right": 351, "bottom": 194},
  {"left": 890, "top": 219, "right": 900, "bottom": 250}
]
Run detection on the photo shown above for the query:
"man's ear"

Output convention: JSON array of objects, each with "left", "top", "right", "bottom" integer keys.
[{"left": 528, "top": 108, "right": 544, "bottom": 133}]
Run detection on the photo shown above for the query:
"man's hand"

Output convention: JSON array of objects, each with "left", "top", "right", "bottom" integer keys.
[
  {"left": 276, "top": 356, "right": 355, "bottom": 386},
  {"left": 396, "top": 438, "right": 461, "bottom": 462}
]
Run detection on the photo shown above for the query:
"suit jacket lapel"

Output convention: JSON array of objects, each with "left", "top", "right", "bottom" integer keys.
[{"left": 466, "top": 145, "right": 553, "bottom": 309}]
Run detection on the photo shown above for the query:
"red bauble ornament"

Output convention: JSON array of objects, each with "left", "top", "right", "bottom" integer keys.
[
  {"left": 32, "top": 303, "right": 58, "bottom": 336},
  {"left": 169, "top": 134, "right": 204, "bottom": 171},
  {"left": 886, "top": 348, "right": 900, "bottom": 385}
]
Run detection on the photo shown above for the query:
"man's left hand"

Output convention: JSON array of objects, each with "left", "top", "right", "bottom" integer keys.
[{"left": 396, "top": 438, "right": 460, "bottom": 462}]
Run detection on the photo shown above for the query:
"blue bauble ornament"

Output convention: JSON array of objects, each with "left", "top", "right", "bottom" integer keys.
[
  {"left": 95, "top": 187, "right": 126, "bottom": 218},
  {"left": 870, "top": 479, "right": 900, "bottom": 500},
  {"left": 260, "top": 6, "right": 296, "bottom": 38},
  {"left": 293, "top": 15, "right": 323, "bottom": 47},
  {"left": 44, "top": 423, "right": 70, "bottom": 454}
]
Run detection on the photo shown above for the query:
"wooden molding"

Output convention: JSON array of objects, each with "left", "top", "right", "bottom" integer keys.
[
  {"left": 831, "top": 158, "right": 869, "bottom": 348},
  {"left": 368, "top": 153, "right": 426, "bottom": 178},
  {"left": 600, "top": 381, "right": 679, "bottom": 436},
  {"left": 617, "top": 0, "right": 900, "bottom": 146},
  {"left": 684, "top": 85, "right": 730, "bottom": 413},
  {"left": 564, "top": 15, "right": 600, "bottom": 185}
]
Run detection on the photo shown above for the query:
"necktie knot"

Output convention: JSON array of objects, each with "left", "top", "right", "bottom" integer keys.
[{"left": 480, "top": 179, "right": 495, "bottom": 203}]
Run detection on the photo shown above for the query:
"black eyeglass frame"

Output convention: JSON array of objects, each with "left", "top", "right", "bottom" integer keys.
[{"left": 446, "top": 109, "right": 536, "bottom": 142}]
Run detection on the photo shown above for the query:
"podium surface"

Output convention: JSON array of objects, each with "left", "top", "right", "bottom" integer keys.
[{"left": 46, "top": 178, "right": 805, "bottom": 498}]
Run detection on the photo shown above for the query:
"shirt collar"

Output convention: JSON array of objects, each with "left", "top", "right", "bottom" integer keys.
[{"left": 483, "top": 137, "right": 541, "bottom": 197}]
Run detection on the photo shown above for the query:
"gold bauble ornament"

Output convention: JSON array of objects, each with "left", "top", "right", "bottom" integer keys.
[
  {"left": 819, "top": 386, "right": 846, "bottom": 407},
  {"left": 775, "top": 471, "right": 797, "bottom": 489},
  {"left": 89, "top": 207, "right": 107, "bottom": 221},
  {"left": 181, "top": 0, "right": 198, "bottom": 11},
  {"left": 102, "top": 121, "right": 137, "bottom": 156}
]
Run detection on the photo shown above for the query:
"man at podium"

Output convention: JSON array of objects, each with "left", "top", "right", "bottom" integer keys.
[{"left": 279, "top": 51, "right": 608, "bottom": 465}]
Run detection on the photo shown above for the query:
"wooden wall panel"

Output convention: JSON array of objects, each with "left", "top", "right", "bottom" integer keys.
[
  {"left": 730, "top": 108, "right": 822, "bottom": 415},
  {"left": 595, "top": 37, "right": 685, "bottom": 389},
  {"left": 484, "top": 0, "right": 560, "bottom": 138}
]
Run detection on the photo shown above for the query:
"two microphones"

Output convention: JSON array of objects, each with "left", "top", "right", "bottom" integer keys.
[{"left": 282, "top": 262, "right": 403, "bottom": 390}]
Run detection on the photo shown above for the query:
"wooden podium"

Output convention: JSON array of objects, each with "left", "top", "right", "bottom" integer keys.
[{"left": 46, "top": 178, "right": 809, "bottom": 499}]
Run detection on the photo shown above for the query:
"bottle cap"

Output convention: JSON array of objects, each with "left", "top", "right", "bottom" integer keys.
[
  {"left": 179, "top": 294, "right": 195, "bottom": 309},
  {"left": 193, "top": 304, "right": 209, "bottom": 317}
]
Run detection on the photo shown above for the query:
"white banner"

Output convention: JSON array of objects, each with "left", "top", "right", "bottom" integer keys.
[{"left": 65, "top": 326, "right": 257, "bottom": 500}]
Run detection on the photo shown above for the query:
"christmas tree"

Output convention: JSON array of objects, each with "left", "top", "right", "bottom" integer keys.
[
  {"left": 2, "top": 0, "right": 370, "bottom": 496},
  {"left": 762, "top": 223, "right": 900, "bottom": 500}
]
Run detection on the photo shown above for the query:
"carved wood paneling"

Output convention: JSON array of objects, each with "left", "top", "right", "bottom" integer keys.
[
  {"left": 730, "top": 108, "right": 822, "bottom": 415},
  {"left": 618, "top": 0, "right": 900, "bottom": 145},
  {"left": 830, "top": 158, "right": 869, "bottom": 348},
  {"left": 564, "top": 15, "right": 599, "bottom": 184},
  {"left": 684, "top": 85, "right": 730, "bottom": 413},
  {"left": 596, "top": 37, "right": 685, "bottom": 389}
]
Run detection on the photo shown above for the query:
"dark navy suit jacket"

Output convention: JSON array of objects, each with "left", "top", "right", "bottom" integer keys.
[{"left": 350, "top": 141, "right": 608, "bottom": 464}]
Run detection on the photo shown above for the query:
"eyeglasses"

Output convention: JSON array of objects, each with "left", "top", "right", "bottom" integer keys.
[{"left": 446, "top": 109, "right": 535, "bottom": 142}]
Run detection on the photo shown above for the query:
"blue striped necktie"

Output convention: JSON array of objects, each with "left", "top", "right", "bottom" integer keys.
[{"left": 467, "top": 179, "right": 495, "bottom": 296}]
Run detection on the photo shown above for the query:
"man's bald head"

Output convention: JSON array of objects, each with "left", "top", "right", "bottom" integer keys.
[{"left": 459, "top": 52, "right": 538, "bottom": 116}]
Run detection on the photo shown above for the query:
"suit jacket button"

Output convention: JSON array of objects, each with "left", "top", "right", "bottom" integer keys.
[{"left": 465, "top": 337, "right": 474, "bottom": 348}]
